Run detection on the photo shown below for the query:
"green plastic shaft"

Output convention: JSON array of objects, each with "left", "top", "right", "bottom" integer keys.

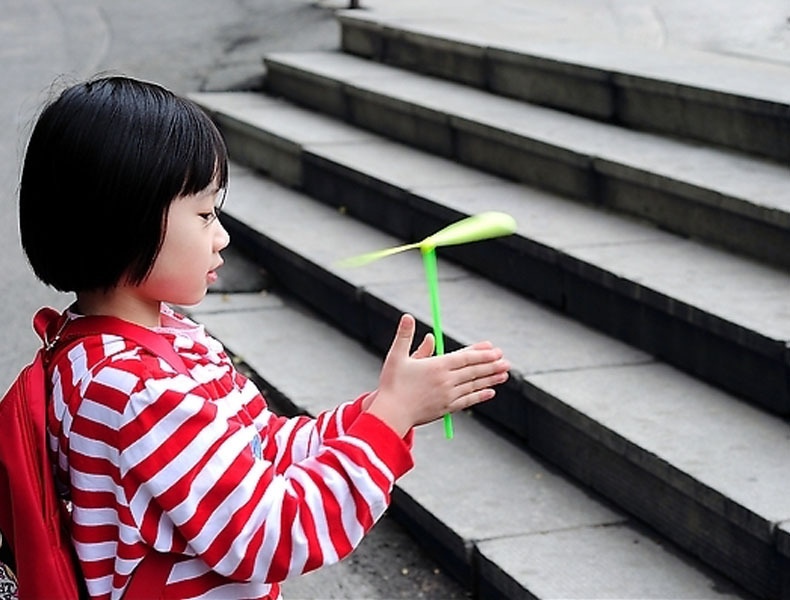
[{"left": 421, "top": 246, "right": 453, "bottom": 439}]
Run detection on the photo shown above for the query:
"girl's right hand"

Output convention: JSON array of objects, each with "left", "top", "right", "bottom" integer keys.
[{"left": 366, "top": 314, "right": 510, "bottom": 437}]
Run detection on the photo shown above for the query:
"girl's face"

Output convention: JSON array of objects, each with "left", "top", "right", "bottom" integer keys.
[{"left": 137, "top": 181, "right": 230, "bottom": 307}]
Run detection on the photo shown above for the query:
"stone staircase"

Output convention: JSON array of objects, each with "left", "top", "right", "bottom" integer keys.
[{"left": 190, "top": 9, "right": 790, "bottom": 599}]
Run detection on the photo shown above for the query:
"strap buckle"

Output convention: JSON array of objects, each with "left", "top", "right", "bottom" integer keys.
[{"left": 33, "top": 307, "right": 70, "bottom": 353}]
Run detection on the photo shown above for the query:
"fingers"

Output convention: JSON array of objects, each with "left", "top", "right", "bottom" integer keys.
[
  {"left": 447, "top": 366, "right": 509, "bottom": 412},
  {"left": 448, "top": 387, "right": 497, "bottom": 413},
  {"left": 467, "top": 341, "right": 494, "bottom": 351},
  {"left": 445, "top": 345, "right": 505, "bottom": 371},
  {"left": 454, "top": 357, "right": 510, "bottom": 382},
  {"left": 453, "top": 368, "right": 509, "bottom": 400},
  {"left": 386, "top": 314, "right": 416, "bottom": 361}
]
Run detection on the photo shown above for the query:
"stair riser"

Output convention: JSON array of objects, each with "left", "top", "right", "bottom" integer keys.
[
  {"left": 453, "top": 130, "right": 593, "bottom": 203},
  {"left": 216, "top": 113, "right": 303, "bottom": 187},
  {"left": 388, "top": 489, "right": 475, "bottom": 590},
  {"left": 297, "top": 152, "right": 789, "bottom": 414},
  {"left": 780, "top": 529, "right": 790, "bottom": 558},
  {"left": 345, "top": 24, "right": 489, "bottom": 89},
  {"left": 351, "top": 94, "right": 454, "bottom": 157},
  {"left": 223, "top": 211, "right": 533, "bottom": 593},
  {"left": 527, "top": 396, "right": 779, "bottom": 599},
  {"left": 488, "top": 55, "right": 614, "bottom": 121},
  {"left": 776, "top": 527, "right": 790, "bottom": 599},
  {"left": 265, "top": 61, "right": 790, "bottom": 270},
  {"left": 219, "top": 209, "right": 778, "bottom": 599},
  {"left": 215, "top": 113, "right": 789, "bottom": 414},
  {"left": 596, "top": 175, "right": 790, "bottom": 269},
  {"left": 340, "top": 17, "right": 790, "bottom": 163},
  {"left": 563, "top": 275, "right": 788, "bottom": 412},
  {"left": 783, "top": 558, "right": 790, "bottom": 600},
  {"left": 456, "top": 128, "right": 790, "bottom": 269},
  {"left": 474, "top": 549, "right": 536, "bottom": 600},
  {"left": 343, "top": 24, "right": 614, "bottom": 122},
  {"left": 617, "top": 83, "right": 790, "bottom": 163},
  {"left": 266, "top": 67, "right": 347, "bottom": 120}
]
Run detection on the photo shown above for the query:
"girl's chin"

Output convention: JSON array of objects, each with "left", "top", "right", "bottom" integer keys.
[{"left": 167, "top": 289, "right": 209, "bottom": 308}]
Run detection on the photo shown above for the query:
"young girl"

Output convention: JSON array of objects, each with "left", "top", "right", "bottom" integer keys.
[{"left": 18, "top": 76, "right": 510, "bottom": 600}]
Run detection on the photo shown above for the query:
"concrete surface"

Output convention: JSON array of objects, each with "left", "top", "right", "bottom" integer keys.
[
  {"left": 3, "top": 0, "right": 787, "bottom": 398},
  {"left": 261, "top": 51, "right": 790, "bottom": 247},
  {"left": 476, "top": 524, "right": 748, "bottom": 599},
  {"left": 779, "top": 521, "right": 790, "bottom": 557},
  {"left": 0, "top": 0, "right": 337, "bottom": 391},
  {"left": 350, "top": 0, "right": 790, "bottom": 67},
  {"left": 530, "top": 362, "right": 790, "bottom": 537},
  {"left": 338, "top": 11, "right": 790, "bottom": 126},
  {"left": 215, "top": 159, "right": 787, "bottom": 596},
  {"left": 195, "top": 88, "right": 790, "bottom": 340},
  {"left": 1, "top": 3, "right": 471, "bottom": 599},
  {"left": 191, "top": 289, "right": 751, "bottom": 599},
  {"left": 218, "top": 164, "right": 651, "bottom": 373},
  {"left": 3, "top": 1, "right": 789, "bottom": 598},
  {"left": 194, "top": 89, "right": 790, "bottom": 412},
  {"left": 218, "top": 161, "right": 790, "bottom": 529}
]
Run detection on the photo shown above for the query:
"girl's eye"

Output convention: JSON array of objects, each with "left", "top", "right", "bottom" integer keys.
[{"left": 200, "top": 209, "right": 219, "bottom": 223}]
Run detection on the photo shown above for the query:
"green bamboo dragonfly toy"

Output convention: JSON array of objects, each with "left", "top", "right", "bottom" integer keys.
[{"left": 339, "top": 211, "right": 517, "bottom": 439}]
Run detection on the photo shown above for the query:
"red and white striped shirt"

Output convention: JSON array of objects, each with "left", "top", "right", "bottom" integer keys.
[{"left": 47, "top": 305, "right": 413, "bottom": 600}]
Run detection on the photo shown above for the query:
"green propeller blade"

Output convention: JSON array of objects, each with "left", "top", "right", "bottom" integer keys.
[
  {"left": 338, "top": 211, "right": 516, "bottom": 439},
  {"left": 337, "top": 211, "right": 517, "bottom": 268}
]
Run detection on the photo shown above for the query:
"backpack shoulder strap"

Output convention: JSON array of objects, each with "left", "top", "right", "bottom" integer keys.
[
  {"left": 30, "top": 310, "right": 189, "bottom": 599},
  {"left": 60, "top": 321, "right": 190, "bottom": 599},
  {"left": 44, "top": 313, "right": 189, "bottom": 376}
]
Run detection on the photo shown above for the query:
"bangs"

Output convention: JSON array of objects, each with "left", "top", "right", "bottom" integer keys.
[{"left": 177, "top": 100, "right": 229, "bottom": 197}]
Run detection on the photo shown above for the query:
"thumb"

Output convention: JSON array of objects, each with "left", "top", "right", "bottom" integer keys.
[
  {"left": 411, "top": 333, "right": 435, "bottom": 359},
  {"left": 386, "top": 314, "right": 416, "bottom": 361}
]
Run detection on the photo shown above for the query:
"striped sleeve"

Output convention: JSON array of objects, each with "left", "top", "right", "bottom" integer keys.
[
  {"left": 232, "top": 369, "right": 413, "bottom": 472},
  {"left": 247, "top": 391, "right": 369, "bottom": 474},
  {"left": 114, "top": 356, "right": 413, "bottom": 584}
]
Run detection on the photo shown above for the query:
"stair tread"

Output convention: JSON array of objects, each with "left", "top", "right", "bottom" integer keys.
[
  {"left": 339, "top": 10, "right": 790, "bottom": 106},
  {"left": 189, "top": 288, "right": 748, "bottom": 599},
  {"left": 193, "top": 90, "right": 790, "bottom": 350},
  {"left": 218, "top": 162, "right": 790, "bottom": 537},
  {"left": 477, "top": 524, "right": 747, "bottom": 599},
  {"left": 264, "top": 50, "right": 790, "bottom": 226}
]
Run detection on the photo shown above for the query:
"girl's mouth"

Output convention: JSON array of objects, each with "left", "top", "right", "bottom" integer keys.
[{"left": 207, "top": 260, "right": 223, "bottom": 284}]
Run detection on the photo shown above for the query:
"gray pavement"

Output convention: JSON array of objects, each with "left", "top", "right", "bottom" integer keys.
[
  {"left": 1, "top": 1, "right": 788, "bottom": 598},
  {"left": 3, "top": 0, "right": 787, "bottom": 390},
  {"left": 4, "top": 0, "right": 788, "bottom": 400},
  {"left": 1, "top": 0, "right": 338, "bottom": 389},
  {"left": 355, "top": 0, "right": 790, "bottom": 66},
  {"left": 0, "top": 3, "right": 465, "bottom": 598}
]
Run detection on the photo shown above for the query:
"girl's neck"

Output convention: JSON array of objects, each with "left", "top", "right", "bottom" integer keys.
[{"left": 76, "top": 286, "right": 162, "bottom": 328}]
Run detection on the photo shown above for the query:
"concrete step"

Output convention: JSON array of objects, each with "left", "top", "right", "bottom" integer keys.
[
  {"left": 188, "top": 285, "right": 750, "bottom": 600},
  {"left": 338, "top": 11, "right": 790, "bottom": 163},
  {"left": 261, "top": 50, "right": 790, "bottom": 272},
  {"left": 191, "top": 91, "right": 790, "bottom": 416},
  {"left": 207, "top": 162, "right": 790, "bottom": 598}
]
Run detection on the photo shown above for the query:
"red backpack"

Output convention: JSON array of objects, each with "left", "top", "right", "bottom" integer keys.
[{"left": 0, "top": 308, "right": 187, "bottom": 599}]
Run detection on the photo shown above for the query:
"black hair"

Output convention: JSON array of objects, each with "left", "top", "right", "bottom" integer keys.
[{"left": 19, "top": 76, "right": 228, "bottom": 292}]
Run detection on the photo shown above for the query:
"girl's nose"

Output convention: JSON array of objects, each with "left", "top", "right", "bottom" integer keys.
[{"left": 215, "top": 219, "right": 230, "bottom": 251}]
